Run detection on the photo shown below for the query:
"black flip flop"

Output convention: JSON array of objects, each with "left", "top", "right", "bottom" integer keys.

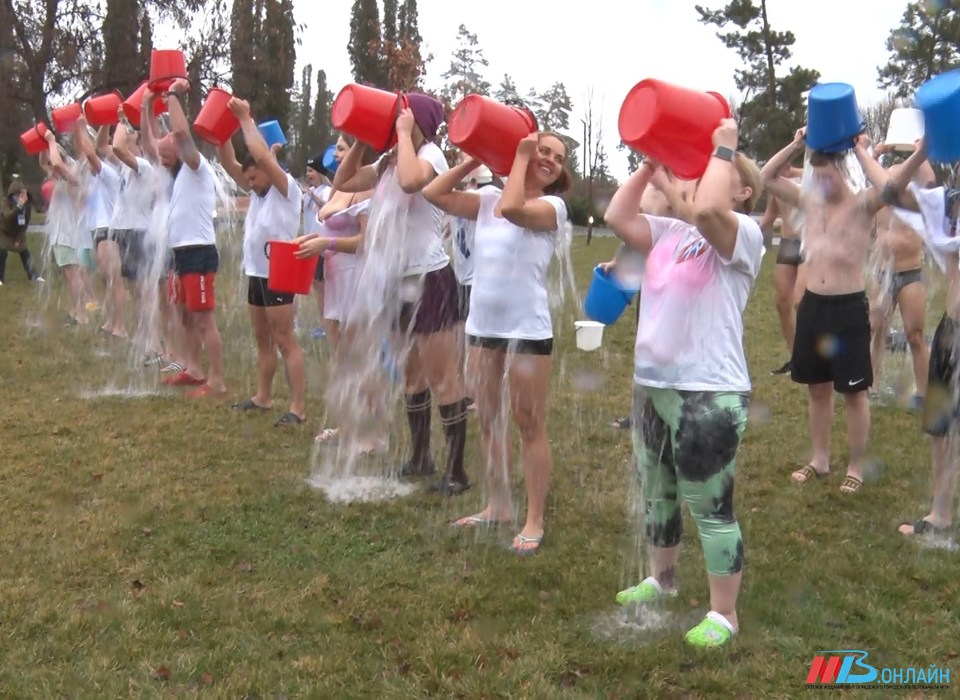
[
  {"left": 232, "top": 398, "right": 269, "bottom": 412},
  {"left": 901, "top": 518, "right": 950, "bottom": 537},
  {"left": 274, "top": 412, "right": 305, "bottom": 426}
]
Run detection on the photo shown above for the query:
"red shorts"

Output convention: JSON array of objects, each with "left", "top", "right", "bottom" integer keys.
[{"left": 175, "top": 273, "right": 216, "bottom": 311}]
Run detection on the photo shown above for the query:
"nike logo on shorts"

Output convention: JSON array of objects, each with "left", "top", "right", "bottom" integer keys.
[{"left": 848, "top": 379, "right": 865, "bottom": 387}]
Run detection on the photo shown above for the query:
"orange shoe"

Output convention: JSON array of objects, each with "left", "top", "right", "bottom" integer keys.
[
  {"left": 186, "top": 385, "right": 228, "bottom": 399},
  {"left": 162, "top": 371, "right": 206, "bottom": 387}
]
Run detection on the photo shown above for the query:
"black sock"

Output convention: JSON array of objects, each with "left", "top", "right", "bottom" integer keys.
[
  {"left": 439, "top": 398, "right": 469, "bottom": 483},
  {"left": 404, "top": 390, "right": 432, "bottom": 467}
]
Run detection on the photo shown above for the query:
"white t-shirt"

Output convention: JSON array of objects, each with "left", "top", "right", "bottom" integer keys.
[
  {"left": 83, "top": 166, "right": 100, "bottom": 232},
  {"left": 375, "top": 141, "right": 450, "bottom": 275},
  {"left": 633, "top": 214, "right": 764, "bottom": 392},
  {"left": 112, "top": 158, "right": 155, "bottom": 230},
  {"left": 168, "top": 156, "right": 217, "bottom": 248},
  {"left": 244, "top": 173, "right": 302, "bottom": 278},
  {"left": 302, "top": 184, "right": 331, "bottom": 235},
  {"left": 465, "top": 192, "right": 566, "bottom": 341},
  {"left": 95, "top": 162, "right": 120, "bottom": 230},
  {"left": 453, "top": 184, "right": 503, "bottom": 285}
]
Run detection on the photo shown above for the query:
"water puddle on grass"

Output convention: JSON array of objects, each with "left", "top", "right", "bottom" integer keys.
[
  {"left": 916, "top": 535, "right": 959, "bottom": 553},
  {"left": 305, "top": 475, "right": 417, "bottom": 504},
  {"left": 589, "top": 606, "right": 674, "bottom": 645},
  {"left": 80, "top": 386, "right": 164, "bottom": 399}
]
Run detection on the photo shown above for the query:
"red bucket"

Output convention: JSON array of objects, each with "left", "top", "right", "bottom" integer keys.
[
  {"left": 192, "top": 87, "right": 240, "bottom": 146},
  {"left": 618, "top": 79, "right": 731, "bottom": 180},
  {"left": 149, "top": 49, "right": 188, "bottom": 93},
  {"left": 448, "top": 95, "right": 537, "bottom": 176},
  {"left": 41, "top": 180, "right": 55, "bottom": 204},
  {"left": 122, "top": 81, "right": 168, "bottom": 128},
  {"left": 268, "top": 240, "right": 318, "bottom": 295},
  {"left": 51, "top": 103, "right": 83, "bottom": 133},
  {"left": 84, "top": 91, "right": 123, "bottom": 127},
  {"left": 331, "top": 84, "right": 408, "bottom": 152},
  {"left": 20, "top": 123, "right": 49, "bottom": 155}
]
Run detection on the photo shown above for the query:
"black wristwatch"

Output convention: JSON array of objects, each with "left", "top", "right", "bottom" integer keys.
[{"left": 713, "top": 146, "right": 736, "bottom": 162}]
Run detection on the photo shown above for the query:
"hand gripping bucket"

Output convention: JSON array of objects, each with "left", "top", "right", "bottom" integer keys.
[
  {"left": 258, "top": 120, "right": 287, "bottom": 148},
  {"left": 618, "top": 79, "right": 731, "bottom": 180},
  {"left": 267, "top": 240, "right": 318, "bottom": 295},
  {"left": 51, "top": 103, "right": 83, "bottom": 133},
  {"left": 583, "top": 266, "right": 638, "bottom": 325},
  {"left": 448, "top": 94, "right": 538, "bottom": 176},
  {"left": 193, "top": 88, "right": 241, "bottom": 146},
  {"left": 331, "top": 84, "right": 408, "bottom": 152},
  {"left": 916, "top": 70, "right": 960, "bottom": 163},
  {"left": 805, "top": 82, "right": 864, "bottom": 153},
  {"left": 123, "top": 81, "right": 168, "bottom": 128},
  {"left": 884, "top": 108, "right": 924, "bottom": 152},
  {"left": 20, "top": 123, "right": 49, "bottom": 155},
  {"left": 84, "top": 91, "right": 123, "bottom": 127},
  {"left": 148, "top": 49, "right": 188, "bottom": 93}
]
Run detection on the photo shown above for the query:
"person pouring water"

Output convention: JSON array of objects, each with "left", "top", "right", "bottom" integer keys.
[{"left": 216, "top": 98, "right": 307, "bottom": 426}]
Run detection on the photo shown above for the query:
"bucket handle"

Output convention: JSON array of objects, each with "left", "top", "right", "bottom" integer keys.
[{"left": 263, "top": 241, "right": 271, "bottom": 259}]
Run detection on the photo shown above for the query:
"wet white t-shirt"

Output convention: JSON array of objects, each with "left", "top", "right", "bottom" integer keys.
[
  {"left": 633, "top": 214, "right": 764, "bottom": 392},
  {"left": 243, "top": 173, "right": 301, "bottom": 278},
  {"left": 466, "top": 192, "right": 566, "bottom": 341},
  {"left": 95, "top": 162, "right": 120, "bottom": 230},
  {"left": 302, "top": 185, "right": 331, "bottom": 236},
  {"left": 112, "top": 158, "right": 155, "bottom": 230},
  {"left": 375, "top": 142, "right": 450, "bottom": 276},
  {"left": 168, "top": 156, "right": 217, "bottom": 248}
]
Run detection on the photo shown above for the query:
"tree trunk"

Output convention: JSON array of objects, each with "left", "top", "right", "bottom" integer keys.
[{"left": 759, "top": 0, "right": 778, "bottom": 115}]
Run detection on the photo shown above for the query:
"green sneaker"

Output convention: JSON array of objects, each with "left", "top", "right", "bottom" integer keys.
[
  {"left": 684, "top": 611, "right": 737, "bottom": 648},
  {"left": 615, "top": 576, "right": 675, "bottom": 606}
]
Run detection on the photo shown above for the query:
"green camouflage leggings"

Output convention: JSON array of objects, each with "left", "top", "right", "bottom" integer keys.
[{"left": 632, "top": 385, "right": 748, "bottom": 576}]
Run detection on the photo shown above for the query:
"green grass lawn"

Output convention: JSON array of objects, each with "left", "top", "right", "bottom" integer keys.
[{"left": 0, "top": 232, "right": 957, "bottom": 697}]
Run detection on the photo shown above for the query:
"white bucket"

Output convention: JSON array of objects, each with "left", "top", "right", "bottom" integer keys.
[
  {"left": 574, "top": 321, "right": 605, "bottom": 351},
  {"left": 885, "top": 108, "right": 924, "bottom": 152}
]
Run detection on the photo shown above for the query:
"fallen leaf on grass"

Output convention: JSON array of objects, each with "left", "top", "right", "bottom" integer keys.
[
  {"left": 538, "top": 591, "right": 550, "bottom": 601},
  {"left": 200, "top": 672, "right": 213, "bottom": 686},
  {"left": 449, "top": 608, "right": 471, "bottom": 622},
  {"left": 281, "top": 634, "right": 297, "bottom": 643},
  {"left": 131, "top": 579, "right": 146, "bottom": 597},
  {"left": 151, "top": 666, "right": 171, "bottom": 681},
  {"left": 172, "top": 600, "right": 185, "bottom": 609},
  {"left": 90, "top": 473, "right": 103, "bottom": 483},
  {"left": 141, "top": 527, "right": 153, "bottom": 536},
  {"left": 397, "top": 661, "right": 411, "bottom": 676},
  {"left": 236, "top": 561, "right": 253, "bottom": 573},
  {"left": 177, "top": 629, "right": 189, "bottom": 640}
]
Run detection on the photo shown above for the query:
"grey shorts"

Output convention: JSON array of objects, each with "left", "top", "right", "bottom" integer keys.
[
  {"left": 889, "top": 268, "right": 923, "bottom": 301},
  {"left": 776, "top": 237, "right": 803, "bottom": 266}
]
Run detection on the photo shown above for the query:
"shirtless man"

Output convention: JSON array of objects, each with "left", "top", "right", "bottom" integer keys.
[
  {"left": 868, "top": 143, "right": 929, "bottom": 410},
  {"left": 761, "top": 129, "right": 886, "bottom": 493},
  {"left": 760, "top": 165, "right": 805, "bottom": 375}
]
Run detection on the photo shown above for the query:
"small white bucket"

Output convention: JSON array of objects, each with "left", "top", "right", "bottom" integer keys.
[
  {"left": 885, "top": 108, "right": 924, "bottom": 152},
  {"left": 574, "top": 321, "right": 605, "bottom": 351}
]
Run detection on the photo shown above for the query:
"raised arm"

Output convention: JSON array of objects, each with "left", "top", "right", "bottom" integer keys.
[
  {"left": 73, "top": 117, "right": 103, "bottom": 174},
  {"left": 332, "top": 141, "right": 377, "bottom": 192},
  {"left": 95, "top": 125, "right": 112, "bottom": 158},
  {"left": 760, "top": 129, "right": 805, "bottom": 208},
  {"left": 215, "top": 136, "right": 246, "bottom": 191},
  {"left": 140, "top": 94, "right": 160, "bottom": 162},
  {"left": 231, "top": 98, "right": 290, "bottom": 197},
  {"left": 650, "top": 167, "right": 695, "bottom": 224},
  {"left": 112, "top": 119, "right": 140, "bottom": 171},
  {"left": 165, "top": 78, "right": 200, "bottom": 171},
  {"left": 500, "top": 134, "right": 563, "bottom": 232},
  {"left": 44, "top": 131, "right": 79, "bottom": 186},
  {"left": 604, "top": 161, "right": 655, "bottom": 255},
  {"left": 395, "top": 108, "right": 438, "bottom": 194},
  {"left": 423, "top": 156, "right": 482, "bottom": 220},
  {"left": 692, "top": 119, "right": 749, "bottom": 259},
  {"left": 759, "top": 194, "right": 780, "bottom": 238}
]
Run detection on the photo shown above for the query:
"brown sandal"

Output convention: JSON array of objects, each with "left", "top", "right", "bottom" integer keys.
[
  {"left": 839, "top": 475, "right": 863, "bottom": 493},
  {"left": 792, "top": 464, "right": 827, "bottom": 484}
]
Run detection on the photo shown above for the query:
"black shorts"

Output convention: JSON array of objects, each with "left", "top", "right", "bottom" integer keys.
[
  {"left": 791, "top": 290, "right": 872, "bottom": 393},
  {"left": 467, "top": 335, "right": 553, "bottom": 356},
  {"left": 314, "top": 256, "right": 325, "bottom": 282},
  {"left": 922, "top": 314, "right": 959, "bottom": 436},
  {"left": 247, "top": 276, "right": 294, "bottom": 307},
  {"left": 173, "top": 244, "right": 219, "bottom": 275},
  {"left": 398, "top": 265, "right": 465, "bottom": 335},
  {"left": 93, "top": 228, "right": 115, "bottom": 246},
  {"left": 776, "top": 237, "right": 803, "bottom": 266},
  {"left": 117, "top": 229, "right": 146, "bottom": 280},
  {"left": 458, "top": 283, "right": 472, "bottom": 320}
]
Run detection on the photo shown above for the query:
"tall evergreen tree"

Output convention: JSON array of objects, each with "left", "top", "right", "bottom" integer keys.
[
  {"left": 313, "top": 68, "right": 333, "bottom": 156},
  {"left": 387, "top": 0, "right": 427, "bottom": 90},
  {"left": 139, "top": 9, "right": 153, "bottom": 81},
  {"left": 101, "top": 0, "right": 141, "bottom": 94},
  {"left": 260, "top": 0, "right": 296, "bottom": 128},
  {"left": 230, "top": 0, "right": 258, "bottom": 103},
  {"left": 494, "top": 73, "right": 522, "bottom": 104},
  {"left": 537, "top": 82, "right": 572, "bottom": 131},
  {"left": 294, "top": 63, "right": 313, "bottom": 168},
  {"left": 696, "top": 0, "right": 819, "bottom": 159},
  {"left": 878, "top": 1, "right": 960, "bottom": 98},
  {"left": 441, "top": 24, "right": 490, "bottom": 105},
  {"left": 348, "top": 0, "right": 385, "bottom": 86},
  {"left": 383, "top": 0, "right": 398, "bottom": 44}
]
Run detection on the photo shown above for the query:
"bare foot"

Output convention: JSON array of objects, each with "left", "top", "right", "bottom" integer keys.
[{"left": 452, "top": 508, "right": 512, "bottom": 528}]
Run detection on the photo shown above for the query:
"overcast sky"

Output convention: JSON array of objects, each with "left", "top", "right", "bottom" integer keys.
[{"left": 292, "top": 0, "right": 910, "bottom": 179}]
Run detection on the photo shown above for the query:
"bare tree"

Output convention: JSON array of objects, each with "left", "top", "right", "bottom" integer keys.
[{"left": 581, "top": 88, "right": 606, "bottom": 245}]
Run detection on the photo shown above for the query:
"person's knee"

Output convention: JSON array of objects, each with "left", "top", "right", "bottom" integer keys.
[
  {"left": 906, "top": 326, "right": 926, "bottom": 350},
  {"left": 513, "top": 408, "right": 546, "bottom": 443},
  {"left": 809, "top": 383, "right": 833, "bottom": 402},
  {"left": 775, "top": 288, "right": 792, "bottom": 315},
  {"left": 699, "top": 518, "right": 744, "bottom": 575}
]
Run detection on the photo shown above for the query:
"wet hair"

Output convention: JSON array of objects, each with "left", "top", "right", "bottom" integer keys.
[
  {"left": 538, "top": 131, "right": 572, "bottom": 196},
  {"left": 241, "top": 154, "right": 258, "bottom": 171},
  {"left": 733, "top": 154, "right": 763, "bottom": 213},
  {"left": 808, "top": 150, "right": 845, "bottom": 167}
]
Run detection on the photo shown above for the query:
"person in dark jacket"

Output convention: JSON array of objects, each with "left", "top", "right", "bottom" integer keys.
[{"left": 0, "top": 178, "right": 42, "bottom": 285}]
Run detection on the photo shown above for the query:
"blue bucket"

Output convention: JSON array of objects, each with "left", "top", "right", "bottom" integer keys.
[
  {"left": 322, "top": 143, "right": 338, "bottom": 174},
  {"left": 916, "top": 69, "right": 960, "bottom": 163},
  {"left": 806, "top": 83, "right": 863, "bottom": 153},
  {"left": 583, "top": 266, "right": 638, "bottom": 325},
  {"left": 258, "top": 120, "right": 287, "bottom": 148}
]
